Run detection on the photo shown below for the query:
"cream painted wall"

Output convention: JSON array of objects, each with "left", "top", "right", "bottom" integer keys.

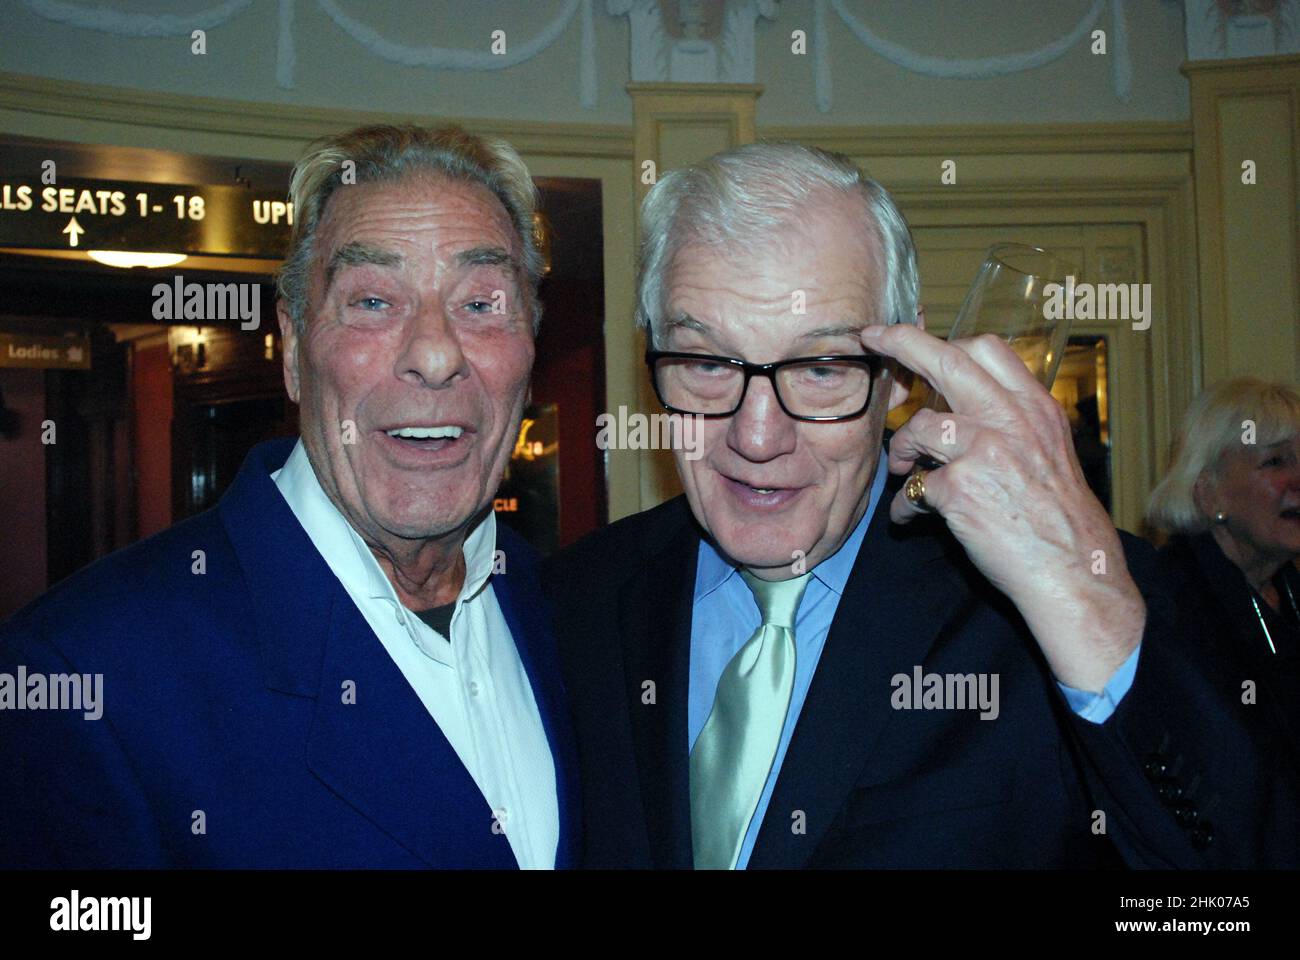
[
  {"left": 754, "top": 0, "right": 1191, "bottom": 124},
  {"left": 0, "top": 0, "right": 1190, "bottom": 127},
  {"left": 1187, "top": 56, "right": 1300, "bottom": 389}
]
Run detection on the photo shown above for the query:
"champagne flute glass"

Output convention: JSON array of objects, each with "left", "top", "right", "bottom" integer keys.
[{"left": 913, "top": 242, "right": 1079, "bottom": 467}]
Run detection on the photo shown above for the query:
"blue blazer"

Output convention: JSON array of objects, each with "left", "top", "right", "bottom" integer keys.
[{"left": 0, "top": 438, "right": 579, "bottom": 868}]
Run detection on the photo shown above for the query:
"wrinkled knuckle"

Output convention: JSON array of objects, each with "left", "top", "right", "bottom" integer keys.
[
  {"left": 940, "top": 459, "right": 969, "bottom": 502},
  {"left": 979, "top": 437, "right": 1011, "bottom": 471},
  {"left": 1027, "top": 402, "right": 1069, "bottom": 450},
  {"left": 909, "top": 406, "right": 939, "bottom": 432},
  {"left": 1026, "top": 442, "right": 1056, "bottom": 477},
  {"left": 939, "top": 349, "right": 967, "bottom": 381},
  {"left": 973, "top": 333, "right": 1005, "bottom": 358}
]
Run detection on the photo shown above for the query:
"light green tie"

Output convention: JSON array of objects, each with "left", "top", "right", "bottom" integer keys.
[{"left": 690, "top": 569, "right": 811, "bottom": 870}]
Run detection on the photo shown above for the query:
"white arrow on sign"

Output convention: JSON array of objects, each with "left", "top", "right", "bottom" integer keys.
[{"left": 63, "top": 216, "right": 84, "bottom": 248}]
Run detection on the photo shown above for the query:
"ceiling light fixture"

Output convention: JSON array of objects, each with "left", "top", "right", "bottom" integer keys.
[{"left": 87, "top": 251, "right": 188, "bottom": 269}]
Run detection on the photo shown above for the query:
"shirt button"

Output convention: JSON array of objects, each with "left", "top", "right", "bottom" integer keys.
[{"left": 468, "top": 680, "right": 481, "bottom": 697}]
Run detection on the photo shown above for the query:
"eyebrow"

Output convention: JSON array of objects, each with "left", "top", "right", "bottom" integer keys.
[
  {"left": 323, "top": 242, "right": 521, "bottom": 291},
  {"left": 324, "top": 241, "right": 402, "bottom": 290},
  {"left": 799, "top": 324, "right": 867, "bottom": 341},
  {"left": 662, "top": 312, "right": 706, "bottom": 335},
  {"left": 661, "top": 313, "right": 866, "bottom": 342},
  {"left": 457, "top": 246, "right": 519, "bottom": 272}
]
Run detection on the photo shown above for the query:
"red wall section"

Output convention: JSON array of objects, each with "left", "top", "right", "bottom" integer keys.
[
  {"left": 0, "top": 369, "right": 48, "bottom": 619},
  {"left": 132, "top": 342, "right": 173, "bottom": 540}
]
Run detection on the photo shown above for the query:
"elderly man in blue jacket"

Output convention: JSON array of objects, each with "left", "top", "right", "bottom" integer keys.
[{"left": 0, "top": 125, "right": 577, "bottom": 869}]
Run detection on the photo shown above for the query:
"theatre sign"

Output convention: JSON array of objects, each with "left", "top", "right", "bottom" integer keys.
[{"left": 0, "top": 177, "right": 292, "bottom": 258}]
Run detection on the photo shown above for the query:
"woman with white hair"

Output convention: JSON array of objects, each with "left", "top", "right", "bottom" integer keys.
[{"left": 1147, "top": 377, "right": 1299, "bottom": 749}]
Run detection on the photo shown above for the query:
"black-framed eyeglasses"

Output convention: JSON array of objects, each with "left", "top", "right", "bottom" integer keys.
[{"left": 645, "top": 351, "right": 882, "bottom": 422}]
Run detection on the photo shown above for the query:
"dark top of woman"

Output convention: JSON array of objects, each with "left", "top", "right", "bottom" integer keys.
[{"left": 1157, "top": 531, "right": 1298, "bottom": 764}]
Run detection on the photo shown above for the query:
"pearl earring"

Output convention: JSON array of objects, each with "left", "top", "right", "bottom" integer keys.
[{"left": 1214, "top": 512, "right": 1228, "bottom": 524}]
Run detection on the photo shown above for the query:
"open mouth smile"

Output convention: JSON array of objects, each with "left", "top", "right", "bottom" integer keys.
[
  {"left": 378, "top": 423, "right": 474, "bottom": 462},
  {"left": 720, "top": 474, "right": 803, "bottom": 510}
]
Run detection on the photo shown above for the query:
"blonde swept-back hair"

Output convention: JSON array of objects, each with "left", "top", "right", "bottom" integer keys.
[
  {"left": 1147, "top": 377, "right": 1300, "bottom": 534},
  {"left": 276, "top": 124, "right": 543, "bottom": 333}
]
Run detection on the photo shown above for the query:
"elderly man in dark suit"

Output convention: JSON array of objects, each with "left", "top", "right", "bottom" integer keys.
[
  {"left": 544, "top": 141, "right": 1297, "bottom": 869},
  {"left": 0, "top": 125, "right": 577, "bottom": 869}
]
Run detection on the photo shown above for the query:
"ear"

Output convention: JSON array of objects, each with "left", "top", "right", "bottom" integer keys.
[{"left": 277, "top": 300, "right": 301, "bottom": 404}]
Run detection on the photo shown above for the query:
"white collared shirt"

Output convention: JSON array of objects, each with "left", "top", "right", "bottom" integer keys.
[{"left": 272, "top": 440, "right": 558, "bottom": 869}]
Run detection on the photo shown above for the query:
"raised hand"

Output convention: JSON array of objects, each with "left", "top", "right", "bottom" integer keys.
[{"left": 863, "top": 324, "right": 1145, "bottom": 692}]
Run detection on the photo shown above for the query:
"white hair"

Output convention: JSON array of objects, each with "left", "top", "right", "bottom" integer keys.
[
  {"left": 636, "top": 140, "right": 919, "bottom": 345},
  {"left": 1148, "top": 377, "right": 1300, "bottom": 534}
]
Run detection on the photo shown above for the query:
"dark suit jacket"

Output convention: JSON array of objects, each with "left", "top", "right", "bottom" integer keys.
[
  {"left": 544, "top": 476, "right": 1298, "bottom": 868},
  {"left": 0, "top": 438, "right": 579, "bottom": 869},
  {"left": 1153, "top": 532, "right": 1298, "bottom": 775}
]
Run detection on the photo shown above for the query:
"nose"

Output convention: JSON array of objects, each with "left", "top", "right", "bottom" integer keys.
[
  {"left": 396, "top": 299, "right": 469, "bottom": 388},
  {"left": 725, "top": 374, "right": 797, "bottom": 463}
]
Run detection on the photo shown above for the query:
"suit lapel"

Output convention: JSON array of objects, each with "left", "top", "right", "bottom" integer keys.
[
  {"left": 619, "top": 501, "right": 698, "bottom": 869},
  {"left": 748, "top": 478, "right": 975, "bottom": 869},
  {"left": 305, "top": 592, "right": 517, "bottom": 868},
  {"left": 221, "top": 439, "right": 516, "bottom": 868}
]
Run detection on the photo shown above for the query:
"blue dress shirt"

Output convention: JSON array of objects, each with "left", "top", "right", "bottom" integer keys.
[{"left": 686, "top": 449, "right": 1142, "bottom": 868}]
